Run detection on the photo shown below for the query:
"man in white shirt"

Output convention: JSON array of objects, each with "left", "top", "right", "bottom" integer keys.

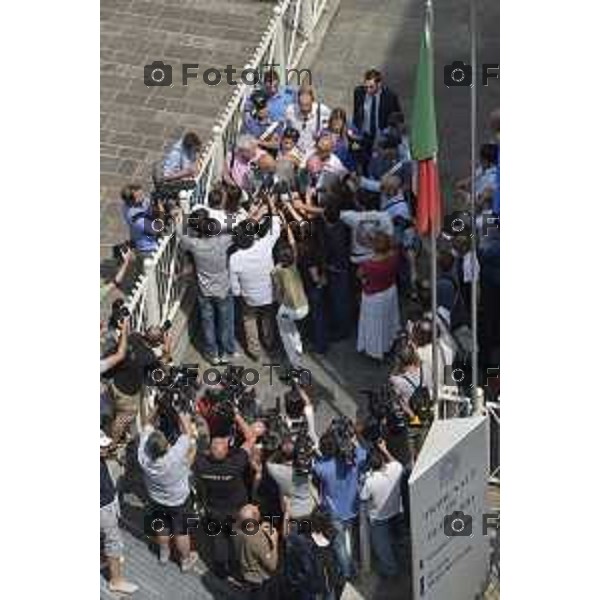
[
  {"left": 229, "top": 214, "right": 282, "bottom": 359},
  {"left": 412, "top": 315, "right": 455, "bottom": 397},
  {"left": 360, "top": 439, "right": 404, "bottom": 577},
  {"left": 285, "top": 86, "right": 330, "bottom": 158}
]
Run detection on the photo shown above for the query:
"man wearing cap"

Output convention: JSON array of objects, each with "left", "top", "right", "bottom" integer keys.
[
  {"left": 260, "top": 69, "right": 296, "bottom": 123},
  {"left": 242, "top": 93, "right": 283, "bottom": 152},
  {"left": 100, "top": 430, "right": 138, "bottom": 595}
]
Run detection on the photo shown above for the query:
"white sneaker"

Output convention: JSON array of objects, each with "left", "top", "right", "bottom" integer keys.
[
  {"left": 221, "top": 351, "right": 242, "bottom": 363},
  {"left": 109, "top": 580, "right": 139, "bottom": 594},
  {"left": 181, "top": 552, "right": 199, "bottom": 573},
  {"left": 206, "top": 354, "right": 220, "bottom": 366},
  {"left": 158, "top": 544, "right": 170, "bottom": 564}
]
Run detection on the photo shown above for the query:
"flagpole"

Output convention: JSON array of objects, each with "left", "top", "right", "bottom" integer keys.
[
  {"left": 470, "top": 0, "right": 479, "bottom": 402},
  {"left": 425, "top": 0, "right": 440, "bottom": 419}
]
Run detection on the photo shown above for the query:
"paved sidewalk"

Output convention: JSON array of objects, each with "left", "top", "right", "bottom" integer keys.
[{"left": 100, "top": 0, "right": 274, "bottom": 257}]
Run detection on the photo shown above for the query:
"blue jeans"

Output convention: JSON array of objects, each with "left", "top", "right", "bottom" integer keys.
[
  {"left": 331, "top": 517, "right": 356, "bottom": 580},
  {"left": 197, "top": 293, "right": 235, "bottom": 357},
  {"left": 370, "top": 517, "right": 400, "bottom": 577}
]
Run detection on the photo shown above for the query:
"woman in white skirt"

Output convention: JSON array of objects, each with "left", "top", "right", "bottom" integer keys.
[{"left": 357, "top": 232, "right": 401, "bottom": 359}]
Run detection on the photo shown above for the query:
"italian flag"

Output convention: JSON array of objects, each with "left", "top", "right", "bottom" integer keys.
[{"left": 410, "top": 3, "right": 442, "bottom": 236}]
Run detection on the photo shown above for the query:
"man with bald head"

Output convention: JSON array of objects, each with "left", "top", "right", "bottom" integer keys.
[
  {"left": 194, "top": 408, "right": 257, "bottom": 578},
  {"left": 234, "top": 504, "right": 280, "bottom": 599}
]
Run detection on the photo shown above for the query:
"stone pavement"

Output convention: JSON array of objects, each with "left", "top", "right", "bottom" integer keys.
[{"left": 100, "top": 0, "right": 275, "bottom": 259}]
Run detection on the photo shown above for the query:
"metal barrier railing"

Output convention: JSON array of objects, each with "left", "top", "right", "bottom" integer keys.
[
  {"left": 122, "top": 0, "right": 332, "bottom": 328},
  {"left": 487, "top": 400, "right": 500, "bottom": 485}
]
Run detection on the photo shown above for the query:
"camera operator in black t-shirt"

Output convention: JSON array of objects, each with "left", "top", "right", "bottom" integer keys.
[{"left": 193, "top": 407, "right": 257, "bottom": 579}]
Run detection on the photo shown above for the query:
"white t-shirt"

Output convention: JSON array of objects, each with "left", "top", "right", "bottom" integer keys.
[
  {"left": 229, "top": 217, "right": 282, "bottom": 306},
  {"left": 339, "top": 210, "right": 394, "bottom": 263},
  {"left": 360, "top": 460, "right": 404, "bottom": 521},
  {"left": 285, "top": 102, "right": 331, "bottom": 156},
  {"left": 137, "top": 425, "right": 191, "bottom": 507},
  {"left": 207, "top": 207, "right": 248, "bottom": 232},
  {"left": 417, "top": 340, "right": 455, "bottom": 395}
]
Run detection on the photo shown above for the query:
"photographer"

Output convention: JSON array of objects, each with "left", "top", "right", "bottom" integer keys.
[
  {"left": 311, "top": 422, "right": 367, "bottom": 581},
  {"left": 100, "top": 318, "right": 129, "bottom": 375},
  {"left": 103, "top": 325, "right": 164, "bottom": 444},
  {"left": 360, "top": 439, "right": 404, "bottom": 578},
  {"left": 266, "top": 388, "right": 319, "bottom": 532},
  {"left": 388, "top": 342, "right": 432, "bottom": 464},
  {"left": 121, "top": 183, "right": 162, "bottom": 257},
  {"left": 137, "top": 403, "right": 199, "bottom": 571},
  {"left": 193, "top": 409, "right": 257, "bottom": 579},
  {"left": 100, "top": 244, "right": 134, "bottom": 307}
]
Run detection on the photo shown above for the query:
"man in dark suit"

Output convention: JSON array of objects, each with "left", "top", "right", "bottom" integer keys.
[{"left": 353, "top": 69, "right": 402, "bottom": 169}]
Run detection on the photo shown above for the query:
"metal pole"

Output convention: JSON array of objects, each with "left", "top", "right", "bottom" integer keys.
[
  {"left": 470, "top": 0, "right": 478, "bottom": 399},
  {"left": 431, "top": 209, "right": 439, "bottom": 417},
  {"left": 427, "top": 0, "right": 440, "bottom": 419}
]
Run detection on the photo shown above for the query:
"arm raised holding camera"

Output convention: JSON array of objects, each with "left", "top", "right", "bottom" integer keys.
[
  {"left": 100, "top": 319, "right": 130, "bottom": 374},
  {"left": 235, "top": 409, "right": 257, "bottom": 453}
]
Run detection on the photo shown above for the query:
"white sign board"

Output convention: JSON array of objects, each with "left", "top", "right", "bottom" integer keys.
[{"left": 409, "top": 416, "right": 489, "bottom": 600}]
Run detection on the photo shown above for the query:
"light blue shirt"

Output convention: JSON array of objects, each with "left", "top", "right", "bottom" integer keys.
[
  {"left": 312, "top": 445, "right": 368, "bottom": 521},
  {"left": 266, "top": 86, "right": 296, "bottom": 122},
  {"left": 242, "top": 115, "right": 283, "bottom": 140},
  {"left": 163, "top": 137, "right": 197, "bottom": 178},
  {"left": 123, "top": 197, "right": 159, "bottom": 253}
]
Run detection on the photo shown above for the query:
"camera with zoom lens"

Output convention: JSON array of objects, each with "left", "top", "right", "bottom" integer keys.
[
  {"left": 292, "top": 423, "right": 315, "bottom": 475},
  {"left": 112, "top": 240, "right": 133, "bottom": 263},
  {"left": 329, "top": 416, "right": 356, "bottom": 466}
]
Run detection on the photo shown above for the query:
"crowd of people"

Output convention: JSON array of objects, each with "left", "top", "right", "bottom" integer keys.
[{"left": 99, "top": 67, "right": 500, "bottom": 597}]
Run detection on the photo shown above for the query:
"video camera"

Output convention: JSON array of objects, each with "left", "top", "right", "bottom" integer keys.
[
  {"left": 328, "top": 416, "right": 356, "bottom": 466},
  {"left": 108, "top": 298, "right": 130, "bottom": 329},
  {"left": 362, "top": 386, "right": 408, "bottom": 445},
  {"left": 292, "top": 422, "right": 315, "bottom": 475}
]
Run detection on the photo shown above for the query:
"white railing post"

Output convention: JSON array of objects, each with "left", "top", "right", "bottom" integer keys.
[
  {"left": 273, "top": 5, "right": 288, "bottom": 78},
  {"left": 211, "top": 124, "right": 224, "bottom": 184},
  {"left": 300, "top": 0, "right": 315, "bottom": 40},
  {"left": 142, "top": 257, "right": 161, "bottom": 327},
  {"left": 121, "top": 0, "right": 334, "bottom": 334}
]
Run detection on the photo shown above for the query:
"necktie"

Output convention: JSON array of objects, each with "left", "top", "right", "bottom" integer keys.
[{"left": 370, "top": 93, "right": 378, "bottom": 137}]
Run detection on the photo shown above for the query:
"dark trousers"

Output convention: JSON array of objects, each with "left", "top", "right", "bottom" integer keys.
[
  {"left": 325, "top": 269, "right": 353, "bottom": 341},
  {"left": 200, "top": 524, "right": 236, "bottom": 578},
  {"left": 247, "top": 576, "right": 281, "bottom": 600},
  {"left": 306, "top": 284, "right": 327, "bottom": 354}
]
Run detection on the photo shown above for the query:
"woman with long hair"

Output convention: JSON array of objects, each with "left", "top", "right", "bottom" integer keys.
[{"left": 327, "top": 107, "right": 358, "bottom": 172}]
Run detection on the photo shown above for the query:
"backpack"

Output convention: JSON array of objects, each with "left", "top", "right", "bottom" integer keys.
[{"left": 401, "top": 365, "right": 433, "bottom": 423}]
